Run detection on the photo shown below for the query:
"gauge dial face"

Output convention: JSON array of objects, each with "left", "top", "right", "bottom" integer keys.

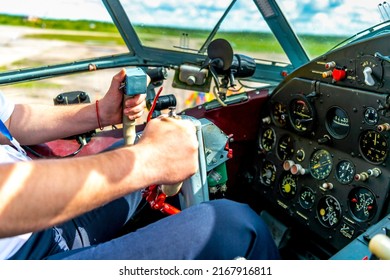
[
  {"left": 364, "top": 107, "right": 379, "bottom": 125},
  {"left": 317, "top": 195, "right": 342, "bottom": 228},
  {"left": 260, "top": 160, "right": 276, "bottom": 186},
  {"left": 336, "top": 160, "right": 355, "bottom": 184},
  {"left": 309, "top": 149, "right": 333, "bottom": 180},
  {"left": 276, "top": 134, "right": 295, "bottom": 161},
  {"left": 348, "top": 187, "right": 377, "bottom": 222},
  {"left": 289, "top": 96, "right": 315, "bottom": 133},
  {"left": 326, "top": 107, "right": 350, "bottom": 139},
  {"left": 271, "top": 102, "right": 287, "bottom": 127},
  {"left": 279, "top": 173, "right": 297, "bottom": 199},
  {"left": 299, "top": 187, "right": 316, "bottom": 209},
  {"left": 259, "top": 128, "right": 276, "bottom": 152},
  {"left": 359, "top": 130, "right": 388, "bottom": 164}
]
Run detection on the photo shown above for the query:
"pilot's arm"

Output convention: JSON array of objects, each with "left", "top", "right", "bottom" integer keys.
[
  {"left": 0, "top": 116, "right": 198, "bottom": 238},
  {"left": 6, "top": 69, "right": 145, "bottom": 145}
]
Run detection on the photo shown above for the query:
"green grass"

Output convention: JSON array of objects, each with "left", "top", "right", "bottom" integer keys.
[
  {"left": 132, "top": 25, "right": 346, "bottom": 56},
  {"left": 0, "top": 13, "right": 347, "bottom": 59},
  {"left": 0, "top": 13, "right": 117, "bottom": 32},
  {"left": 24, "top": 33, "right": 125, "bottom": 45}
]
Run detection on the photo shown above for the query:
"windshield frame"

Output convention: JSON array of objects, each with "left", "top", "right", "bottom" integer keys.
[{"left": 101, "top": 0, "right": 307, "bottom": 85}]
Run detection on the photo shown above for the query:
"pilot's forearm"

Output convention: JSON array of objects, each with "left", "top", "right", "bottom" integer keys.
[
  {"left": 9, "top": 93, "right": 145, "bottom": 146},
  {"left": 9, "top": 103, "right": 101, "bottom": 145},
  {"left": 0, "top": 117, "right": 198, "bottom": 238},
  {"left": 0, "top": 144, "right": 151, "bottom": 238}
]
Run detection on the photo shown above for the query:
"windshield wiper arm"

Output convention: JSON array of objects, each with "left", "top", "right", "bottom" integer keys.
[{"left": 198, "top": 0, "right": 237, "bottom": 54}]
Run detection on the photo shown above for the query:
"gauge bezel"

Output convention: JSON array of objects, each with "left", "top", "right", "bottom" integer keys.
[
  {"left": 358, "top": 129, "right": 388, "bottom": 164},
  {"left": 276, "top": 134, "right": 295, "bottom": 161},
  {"left": 278, "top": 172, "right": 298, "bottom": 199},
  {"left": 335, "top": 159, "right": 355, "bottom": 184},
  {"left": 309, "top": 149, "right": 333, "bottom": 180},
  {"left": 363, "top": 106, "right": 379, "bottom": 125},
  {"left": 325, "top": 106, "right": 350, "bottom": 139},
  {"left": 259, "top": 127, "right": 276, "bottom": 152},
  {"left": 316, "top": 195, "right": 342, "bottom": 228},
  {"left": 288, "top": 95, "right": 316, "bottom": 134},
  {"left": 299, "top": 187, "right": 316, "bottom": 209},
  {"left": 348, "top": 186, "right": 377, "bottom": 222},
  {"left": 270, "top": 101, "right": 288, "bottom": 128},
  {"left": 259, "top": 160, "right": 277, "bottom": 187}
]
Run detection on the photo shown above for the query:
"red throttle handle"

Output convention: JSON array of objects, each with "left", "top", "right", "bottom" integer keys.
[{"left": 142, "top": 185, "right": 181, "bottom": 215}]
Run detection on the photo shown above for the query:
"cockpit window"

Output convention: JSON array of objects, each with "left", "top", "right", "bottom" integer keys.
[
  {"left": 120, "top": 0, "right": 289, "bottom": 63},
  {"left": 0, "top": 0, "right": 127, "bottom": 71},
  {"left": 278, "top": 0, "right": 388, "bottom": 58}
]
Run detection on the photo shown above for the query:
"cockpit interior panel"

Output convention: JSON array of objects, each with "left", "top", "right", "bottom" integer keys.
[{"left": 254, "top": 32, "right": 390, "bottom": 254}]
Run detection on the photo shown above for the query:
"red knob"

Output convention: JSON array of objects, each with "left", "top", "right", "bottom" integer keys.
[{"left": 332, "top": 68, "right": 347, "bottom": 81}]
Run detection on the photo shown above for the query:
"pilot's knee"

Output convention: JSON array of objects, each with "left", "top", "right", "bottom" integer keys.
[
  {"left": 201, "top": 199, "right": 259, "bottom": 223},
  {"left": 197, "top": 199, "right": 271, "bottom": 235},
  {"left": 195, "top": 199, "right": 279, "bottom": 259}
]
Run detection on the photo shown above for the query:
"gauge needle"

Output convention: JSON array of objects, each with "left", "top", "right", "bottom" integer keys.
[
  {"left": 295, "top": 112, "right": 310, "bottom": 118},
  {"left": 374, "top": 133, "right": 377, "bottom": 145},
  {"left": 313, "top": 163, "right": 320, "bottom": 169},
  {"left": 313, "top": 161, "right": 330, "bottom": 169}
]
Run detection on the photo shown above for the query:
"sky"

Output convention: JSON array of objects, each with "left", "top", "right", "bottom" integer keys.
[{"left": 0, "top": 0, "right": 386, "bottom": 35}]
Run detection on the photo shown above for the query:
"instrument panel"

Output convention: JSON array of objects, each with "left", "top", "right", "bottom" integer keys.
[{"left": 255, "top": 34, "right": 390, "bottom": 251}]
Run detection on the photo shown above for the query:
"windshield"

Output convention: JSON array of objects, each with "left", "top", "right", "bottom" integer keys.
[
  {"left": 120, "top": 0, "right": 289, "bottom": 63},
  {"left": 0, "top": 0, "right": 387, "bottom": 68},
  {"left": 0, "top": 0, "right": 389, "bottom": 109},
  {"left": 279, "top": 0, "right": 389, "bottom": 58},
  {"left": 119, "top": 0, "right": 388, "bottom": 61}
]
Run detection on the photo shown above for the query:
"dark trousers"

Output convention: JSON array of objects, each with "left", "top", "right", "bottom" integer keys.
[{"left": 9, "top": 194, "right": 280, "bottom": 260}]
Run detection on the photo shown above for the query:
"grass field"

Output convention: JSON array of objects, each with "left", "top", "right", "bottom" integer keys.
[{"left": 0, "top": 13, "right": 347, "bottom": 59}]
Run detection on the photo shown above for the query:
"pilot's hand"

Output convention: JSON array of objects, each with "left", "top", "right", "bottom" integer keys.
[
  {"left": 98, "top": 68, "right": 147, "bottom": 126},
  {"left": 137, "top": 116, "right": 199, "bottom": 185}
]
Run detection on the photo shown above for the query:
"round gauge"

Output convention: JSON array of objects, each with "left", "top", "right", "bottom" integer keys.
[
  {"left": 317, "top": 195, "right": 342, "bottom": 228},
  {"left": 348, "top": 187, "right": 377, "bottom": 222},
  {"left": 260, "top": 160, "right": 277, "bottom": 186},
  {"left": 309, "top": 149, "right": 333, "bottom": 180},
  {"left": 336, "top": 160, "right": 355, "bottom": 184},
  {"left": 289, "top": 96, "right": 315, "bottom": 133},
  {"left": 299, "top": 187, "right": 316, "bottom": 209},
  {"left": 326, "top": 107, "right": 350, "bottom": 139},
  {"left": 271, "top": 102, "right": 287, "bottom": 127},
  {"left": 364, "top": 107, "right": 379, "bottom": 125},
  {"left": 359, "top": 130, "right": 388, "bottom": 164},
  {"left": 279, "top": 173, "right": 297, "bottom": 199},
  {"left": 259, "top": 127, "right": 276, "bottom": 152},
  {"left": 276, "top": 134, "right": 295, "bottom": 161}
]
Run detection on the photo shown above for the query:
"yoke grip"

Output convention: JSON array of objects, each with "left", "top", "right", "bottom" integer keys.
[
  {"left": 123, "top": 67, "right": 147, "bottom": 145},
  {"left": 124, "top": 67, "right": 147, "bottom": 96}
]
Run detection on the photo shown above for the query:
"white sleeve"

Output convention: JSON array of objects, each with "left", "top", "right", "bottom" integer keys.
[{"left": 0, "top": 92, "right": 15, "bottom": 122}]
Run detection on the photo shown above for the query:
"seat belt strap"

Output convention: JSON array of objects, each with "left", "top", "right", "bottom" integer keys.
[{"left": 0, "top": 120, "right": 27, "bottom": 155}]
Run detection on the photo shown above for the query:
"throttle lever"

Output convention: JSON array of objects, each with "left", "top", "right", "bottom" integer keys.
[
  {"left": 121, "top": 68, "right": 148, "bottom": 145},
  {"left": 369, "top": 234, "right": 390, "bottom": 260},
  {"left": 160, "top": 106, "right": 184, "bottom": 196}
]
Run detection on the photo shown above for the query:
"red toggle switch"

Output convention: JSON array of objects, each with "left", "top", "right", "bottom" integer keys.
[{"left": 225, "top": 134, "right": 233, "bottom": 159}]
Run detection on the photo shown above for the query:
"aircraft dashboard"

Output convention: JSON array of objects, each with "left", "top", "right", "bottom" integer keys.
[{"left": 254, "top": 33, "right": 390, "bottom": 253}]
